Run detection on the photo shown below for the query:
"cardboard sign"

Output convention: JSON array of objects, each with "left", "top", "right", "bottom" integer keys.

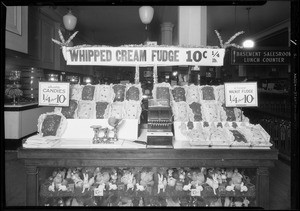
[
  {"left": 94, "top": 187, "right": 104, "bottom": 196},
  {"left": 38, "top": 82, "right": 70, "bottom": 107},
  {"left": 62, "top": 46, "right": 225, "bottom": 67},
  {"left": 231, "top": 48, "right": 291, "bottom": 65},
  {"left": 191, "top": 188, "right": 201, "bottom": 196},
  {"left": 224, "top": 82, "right": 258, "bottom": 107}
]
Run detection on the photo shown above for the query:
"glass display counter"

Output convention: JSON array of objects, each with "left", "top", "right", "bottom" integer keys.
[{"left": 17, "top": 148, "right": 277, "bottom": 208}]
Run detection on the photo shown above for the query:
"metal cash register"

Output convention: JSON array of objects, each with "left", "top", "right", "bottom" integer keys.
[{"left": 147, "top": 99, "right": 173, "bottom": 148}]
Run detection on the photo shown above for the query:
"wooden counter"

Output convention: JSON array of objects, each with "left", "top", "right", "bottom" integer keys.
[
  {"left": 17, "top": 147, "right": 278, "bottom": 208},
  {"left": 4, "top": 105, "right": 54, "bottom": 140}
]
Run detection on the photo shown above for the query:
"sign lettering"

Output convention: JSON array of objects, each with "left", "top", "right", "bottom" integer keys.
[
  {"left": 191, "top": 188, "right": 201, "bottom": 196},
  {"left": 224, "top": 82, "right": 258, "bottom": 107},
  {"left": 39, "top": 82, "right": 70, "bottom": 107},
  {"left": 231, "top": 48, "right": 291, "bottom": 65},
  {"left": 62, "top": 46, "right": 225, "bottom": 66}
]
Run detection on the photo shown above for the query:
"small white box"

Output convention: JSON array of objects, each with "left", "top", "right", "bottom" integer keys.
[{"left": 144, "top": 41, "right": 157, "bottom": 46}]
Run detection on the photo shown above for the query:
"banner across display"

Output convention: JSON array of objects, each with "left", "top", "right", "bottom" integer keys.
[{"left": 62, "top": 46, "right": 225, "bottom": 67}]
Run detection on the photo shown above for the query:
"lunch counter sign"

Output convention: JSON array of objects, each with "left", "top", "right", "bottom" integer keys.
[
  {"left": 39, "top": 82, "right": 70, "bottom": 107},
  {"left": 231, "top": 48, "right": 291, "bottom": 65},
  {"left": 224, "top": 82, "right": 258, "bottom": 107}
]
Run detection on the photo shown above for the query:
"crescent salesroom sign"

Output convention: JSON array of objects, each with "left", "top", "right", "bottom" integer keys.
[
  {"left": 62, "top": 46, "right": 225, "bottom": 67},
  {"left": 231, "top": 48, "right": 291, "bottom": 65}
]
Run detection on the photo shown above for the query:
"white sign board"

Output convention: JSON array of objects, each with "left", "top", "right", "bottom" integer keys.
[
  {"left": 38, "top": 82, "right": 70, "bottom": 107},
  {"left": 224, "top": 82, "right": 258, "bottom": 107},
  {"left": 62, "top": 46, "right": 225, "bottom": 67}
]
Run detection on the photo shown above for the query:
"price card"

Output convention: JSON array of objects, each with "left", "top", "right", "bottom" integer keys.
[
  {"left": 67, "top": 184, "right": 74, "bottom": 192},
  {"left": 224, "top": 82, "right": 258, "bottom": 107},
  {"left": 94, "top": 187, "right": 104, "bottom": 196},
  {"left": 191, "top": 188, "right": 201, "bottom": 196},
  {"left": 38, "top": 82, "right": 70, "bottom": 107}
]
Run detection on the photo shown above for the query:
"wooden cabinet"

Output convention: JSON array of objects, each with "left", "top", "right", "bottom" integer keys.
[
  {"left": 4, "top": 105, "right": 54, "bottom": 139},
  {"left": 6, "top": 6, "right": 95, "bottom": 75},
  {"left": 27, "top": 7, "right": 41, "bottom": 61},
  {"left": 39, "top": 13, "right": 57, "bottom": 69},
  {"left": 9, "top": 6, "right": 62, "bottom": 71},
  {"left": 36, "top": 8, "right": 61, "bottom": 70},
  {"left": 5, "top": 6, "right": 28, "bottom": 53}
]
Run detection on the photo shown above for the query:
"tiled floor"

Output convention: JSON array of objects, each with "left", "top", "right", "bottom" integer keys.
[{"left": 4, "top": 150, "right": 291, "bottom": 209}]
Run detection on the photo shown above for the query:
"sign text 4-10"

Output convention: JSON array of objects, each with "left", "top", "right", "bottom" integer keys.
[
  {"left": 229, "top": 94, "right": 254, "bottom": 104},
  {"left": 38, "top": 82, "right": 70, "bottom": 107},
  {"left": 42, "top": 94, "right": 67, "bottom": 104}
]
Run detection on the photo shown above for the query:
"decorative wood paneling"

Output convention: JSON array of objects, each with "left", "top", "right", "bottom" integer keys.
[
  {"left": 5, "top": 6, "right": 28, "bottom": 53},
  {"left": 6, "top": 6, "right": 22, "bottom": 35}
]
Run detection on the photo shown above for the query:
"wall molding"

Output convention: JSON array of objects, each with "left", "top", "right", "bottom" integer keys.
[{"left": 253, "top": 19, "right": 290, "bottom": 42}]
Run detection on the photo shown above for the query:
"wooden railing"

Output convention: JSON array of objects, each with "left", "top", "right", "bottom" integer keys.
[
  {"left": 244, "top": 108, "right": 291, "bottom": 162},
  {"left": 258, "top": 91, "right": 291, "bottom": 118}
]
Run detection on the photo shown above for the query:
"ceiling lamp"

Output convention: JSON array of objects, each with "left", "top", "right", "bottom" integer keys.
[
  {"left": 242, "top": 7, "right": 255, "bottom": 48},
  {"left": 63, "top": 9, "right": 77, "bottom": 31},
  {"left": 139, "top": 6, "right": 154, "bottom": 30},
  {"left": 243, "top": 39, "right": 255, "bottom": 48}
]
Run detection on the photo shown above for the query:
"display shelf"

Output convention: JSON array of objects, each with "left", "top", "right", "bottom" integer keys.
[
  {"left": 38, "top": 175, "right": 256, "bottom": 206},
  {"left": 17, "top": 147, "right": 277, "bottom": 208}
]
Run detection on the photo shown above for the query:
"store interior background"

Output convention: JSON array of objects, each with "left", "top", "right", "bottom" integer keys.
[
  {"left": 4, "top": 1, "right": 293, "bottom": 208},
  {"left": 5, "top": 0, "right": 292, "bottom": 159},
  {"left": 5, "top": 1, "right": 291, "bottom": 90}
]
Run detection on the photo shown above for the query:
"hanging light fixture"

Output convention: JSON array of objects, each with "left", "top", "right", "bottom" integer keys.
[
  {"left": 139, "top": 6, "right": 154, "bottom": 30},
  {"left": 242, "top": 7, "right": 255, "bottom": 48},
  {"left": 63, "top": 9, "right": 77, "bottom": 31},
  {"left": 139, "top": 6, "right": 154, "bottom": 43}
]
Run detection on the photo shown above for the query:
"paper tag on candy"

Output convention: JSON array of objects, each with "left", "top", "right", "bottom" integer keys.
[
  {"left": 191, "top": 188, "right": 201, "bottom": 196},
  {"left": 67, "top": 184, "right": 74, "bottom": 192},
  {"left": 94, "top": 187, "right": 104, "bottom": 196},
  {"left": 118, "top": 184, "right": 125, "bottom": 190}
]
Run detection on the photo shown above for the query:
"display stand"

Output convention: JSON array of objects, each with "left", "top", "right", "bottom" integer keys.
[{"left": 17, "top": 34, "right": 277, "bottom": 208}]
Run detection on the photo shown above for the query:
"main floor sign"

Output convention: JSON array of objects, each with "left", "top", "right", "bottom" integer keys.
[{"left": 62, "top": 46, "right": 225, "bottom": 67}]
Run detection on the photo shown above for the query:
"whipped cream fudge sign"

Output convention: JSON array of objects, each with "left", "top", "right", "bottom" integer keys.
[
  {"left": 62, "top": 46, "right": 225, "bottom": 66},
  {"left": 224, "top": 82, "right": 258, "bottom": 107},
  {"left": 39, "top": 82, "right": 70, "bottom": 107}
]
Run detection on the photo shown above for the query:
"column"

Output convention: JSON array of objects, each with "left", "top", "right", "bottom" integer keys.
[
  {"left": 178, "top": 6, "right": 207, "bottom": 46},
  {"left": 238, "top": 65, "right": 247, "bottom": 77},
  {"left": 25, "top": 165, "right": 39, "bottom": 206},
  {"left": 178, "top": 6, "right": 207, "bottom": 82},
  {"left": 161, "top": 22, "right": 174, "bottom": 74},
  {"left": 256, "top": 167, "right": 270, "bottom": 209},
  {"left": 161, "top": 22, "right": 174, "bottom": 45}
]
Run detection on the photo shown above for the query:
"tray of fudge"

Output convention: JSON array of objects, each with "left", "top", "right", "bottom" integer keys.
[{"left": 176, "top": 121, "right": 272, "bottom": 149}]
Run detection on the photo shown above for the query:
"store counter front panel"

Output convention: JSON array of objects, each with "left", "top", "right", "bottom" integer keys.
[
  {"left": 37, "top": 165, "right": 256, "bottom": 207},
  {"left": 18, "top": 147, "right": 277, "bottom": 208}
]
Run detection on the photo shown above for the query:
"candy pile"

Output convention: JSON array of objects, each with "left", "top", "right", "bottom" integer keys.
[
  {"left": 40, "top": 166, "right": 256, "bottom": 207},
  {"left": 54, "top": 83, "right": 143, "bottom": 121},
  {"left": 152, "top": 83, "right": 249, "bottom": 122}
]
